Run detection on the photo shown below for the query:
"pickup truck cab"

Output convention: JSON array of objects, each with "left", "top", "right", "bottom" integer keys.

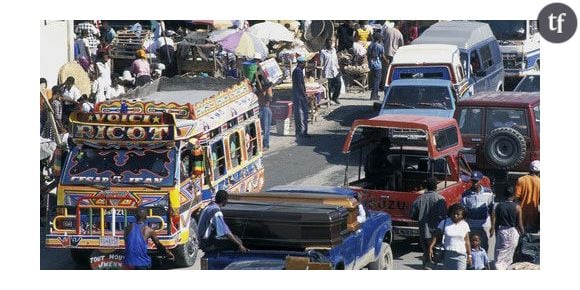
[
  {"left": 342, "top": 114, "right": 489, "bottom": 237},
  {"left": 380, "top": 78, "right": 457, "bottom": 118},
  {"left": 454, "top": 92, "right": 540, "bottom": 190},
  {"left": 201, "top": 187, "right": 393, "bottom": 270}
]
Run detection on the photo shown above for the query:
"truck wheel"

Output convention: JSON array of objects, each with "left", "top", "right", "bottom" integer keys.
[
  {"left": 173, "top": 218, "right": 199, "bottom": 268},
  {"left": 485, "top": 127, "right": 527, "bottom": 169},
  {"left": 368, "top": 242, "right": 393, "bottom": 270},
  {"left": 70, "top": 249, "right": 92, "bottom": 266}
]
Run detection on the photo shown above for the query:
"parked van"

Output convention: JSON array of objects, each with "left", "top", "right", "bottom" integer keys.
[
  {"left": 479, "top": 20, "right": 540, "bottom": 78},
  {"left": 413, "top": 21, "right": 505, "bottom": 93},
  {"left": 385, "top": 44, "right": 471, "bottom": 99}
]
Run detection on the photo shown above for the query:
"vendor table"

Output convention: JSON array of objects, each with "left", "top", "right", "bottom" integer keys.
[{"left": 273, "top": 79, "right": 329, "bottom": 123}]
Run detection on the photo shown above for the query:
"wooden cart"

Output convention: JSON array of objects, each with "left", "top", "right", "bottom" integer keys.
[
  {"left": 109, "top": 29, "right": 152, "bottom": 74},
  {"left": 176, "top": 42, "right": 223, "bottom": 77}
]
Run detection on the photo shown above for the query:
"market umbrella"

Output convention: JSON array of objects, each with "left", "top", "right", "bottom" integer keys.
[
  {"left": 248, "top": 21, "right": 294, "bottom": 44},
  {"left": 218, "top": 30, "right": 268, "bottom": 59},
  {"left": 208, "top": 29, "right": 237, "bottom": 42}
]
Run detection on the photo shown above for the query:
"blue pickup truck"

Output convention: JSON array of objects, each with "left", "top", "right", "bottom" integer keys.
[{"left": 200, "top": 186, "right": 393, "bottom": 270}]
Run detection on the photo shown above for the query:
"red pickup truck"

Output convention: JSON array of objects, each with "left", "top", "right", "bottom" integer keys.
[{"left": 342, "top": 114, "right": 489, "bottom": 237}]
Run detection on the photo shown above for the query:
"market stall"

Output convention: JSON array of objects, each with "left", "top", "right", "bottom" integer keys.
[
  {"left": 272, "top": 77, "right": 329, "bottom": 123},
  {"left": 109, "top": 29, "right": 153, "bottom": 74}
]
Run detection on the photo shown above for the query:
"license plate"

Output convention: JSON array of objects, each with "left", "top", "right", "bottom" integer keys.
[
  {"left": 464, "top": 153, "right": 476, "bottom": 164},
  {"left": 100, "top": 236, "right": 119, "bottom": 247}
]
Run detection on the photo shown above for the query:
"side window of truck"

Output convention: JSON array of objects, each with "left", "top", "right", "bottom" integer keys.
[
  {"left": 486, "top": 109, "right": 529, "bottom": 136},
  {"left": 533, "top": 105, "right": 540, "bottom": 135},
  {"left": 434, "top": 126, "right": 459, "bottom": 151},
  {"left": 479, "top": 45, "right": 493, "bottom": 69},
  {"left": 211, "top": 141, "right": 227, "bottom": 180},
  {"left": 457, "top": 108, "right": 483, "bottom": 135},
  {"left": 245, "top": 122, "right": 258, "bottom": 159}
]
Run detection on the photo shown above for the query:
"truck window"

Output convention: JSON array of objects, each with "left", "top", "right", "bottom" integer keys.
[
  {"left": 245, "top": 122, "right": 258, "bottom": 159},
  {"left": 470, "top": 51, "right": 482, "bottom": 74},
  {"left": 62, "top": 147, "right": 178, "bottom": 187},
  {"left": 211, "top": 141, "right": 227, "bottom": 180},
  {"left": 486, "top": 109, "right": 529, "bottom": 136},
  {"left": 457, "top": 108, "right": 483, "bottom": 135},
  {"left": 434, "top": 126, "right": 459, "bottom": 151},
  {"left": 229, "top": 132, "right": 242, "bottom": 168},
  {"left": 479, "top": 45, "right": 493, "bottom": 69},
  {"left": 480, "top": 20, "right": 527, "bottom": 41},
  {"left": 385, "top": 85, "right": 452, "bottom": 110},
  {"left": 533, "top": 105, "right": 540, "bottom": 135}
]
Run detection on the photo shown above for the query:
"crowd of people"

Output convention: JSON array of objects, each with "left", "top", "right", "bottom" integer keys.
[{"left": 411, "top": 160, "right": 540, "bottom": 270}]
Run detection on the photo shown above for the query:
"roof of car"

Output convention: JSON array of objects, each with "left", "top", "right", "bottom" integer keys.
[
  {"left": 412, "top": 21, "right": 495, "bottom": 50},
  {"left": 390, "top": 78, "right": 452, "bottom": 87},
  {"left": 359, "top": 114, "right": 458, "bottom": 131},
  {"left": 458, "top": 91, "right": 540, "bottom": 107},
  {"left": 392, "top": 44, "right": 459, "bottom": 64}
]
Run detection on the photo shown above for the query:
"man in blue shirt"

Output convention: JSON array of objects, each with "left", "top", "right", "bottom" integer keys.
[
  {"left": 461, "top": 171, "right": 494, "bottom": 252},
  {"left": 197, "top": 190, "right": 248, "bottom": 253},
  {"left": 124, "top": 209, "right": 174, "bottom": 269},
  {"left": 366, "top": 32, "right": 388, "bottom": 100},
  {"left": 292, "top": 56, "right": 310, "bottom": 138}
]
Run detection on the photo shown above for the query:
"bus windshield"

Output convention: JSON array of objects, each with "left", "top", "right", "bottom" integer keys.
[
  {"left": 479, "top": 20, "right": 527, "bottom": 41},
  {"left": 61, "top": 147, "right": 178, "bottom": 187}
]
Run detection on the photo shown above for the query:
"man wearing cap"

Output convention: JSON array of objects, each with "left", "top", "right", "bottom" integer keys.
[
  {"left": 461, "top": 171, "right": 494, "bottom": 252},
  {"left": 515, "top": 160, "right": 540, "bottom": 232},
  {"left": 292, "top": 56, "right": 310, "bottom": 138}
]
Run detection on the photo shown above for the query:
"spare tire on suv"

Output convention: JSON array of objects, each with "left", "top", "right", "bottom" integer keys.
[{"left": 485, "top": 127, "right": 527, "bottom": 169}]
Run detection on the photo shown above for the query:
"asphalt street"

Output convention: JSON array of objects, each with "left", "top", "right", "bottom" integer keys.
[{"left": 39, "top": 90, "right": 495, "bottom": 270}]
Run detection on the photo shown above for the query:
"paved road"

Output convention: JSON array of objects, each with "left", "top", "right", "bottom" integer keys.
[{"left": 40, "top": 90, "right": 495, "bottom": 270}]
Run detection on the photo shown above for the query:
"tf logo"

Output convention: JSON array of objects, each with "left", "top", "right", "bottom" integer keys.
[{"left": 538, "top": 2, "right": 577, "bottom": 43}]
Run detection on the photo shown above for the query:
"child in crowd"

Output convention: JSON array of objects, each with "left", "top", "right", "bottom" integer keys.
[{"left": 469, "top": 234, "right": 490, "bottom": 270}]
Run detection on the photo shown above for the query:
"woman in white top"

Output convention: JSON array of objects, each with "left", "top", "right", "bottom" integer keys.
[{"left": 429, "top": 203, "right": 472, "bottom": 270}]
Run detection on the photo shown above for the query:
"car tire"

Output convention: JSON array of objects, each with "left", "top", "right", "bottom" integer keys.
[
  {"left": 485, "top": 127, "right": 527, "bottom": 169},
  {"left": 172, "top": 218, "right": 199, "bottom": 268},
  {"left": 368, "top": 242, "right": 393, "bottom": 270},
  {"left": 70, "top": 249, "right": 92, "bottom": 266}
]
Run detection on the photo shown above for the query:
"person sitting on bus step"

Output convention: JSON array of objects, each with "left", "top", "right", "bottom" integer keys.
[{"left": 364, "top": 137, "right": 403, "bottom": 190}]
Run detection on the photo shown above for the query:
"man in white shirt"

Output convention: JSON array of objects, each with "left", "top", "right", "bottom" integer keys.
[
  {"left": 95, "top": 53, "right": 112, "bottom": 98},
  {"left": 320, "top": 38, "right": 342, "bottom": 105},
  {"left": 382, "top": 21, "right": 404, "bottom": 90},
  {"left": 61, "top": 77, "right": 81, "bottom": 125}
]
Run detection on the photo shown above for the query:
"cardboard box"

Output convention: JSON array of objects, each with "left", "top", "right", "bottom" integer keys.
[{"left": 271, "top": 101, "right": 293, "bottom": 120}]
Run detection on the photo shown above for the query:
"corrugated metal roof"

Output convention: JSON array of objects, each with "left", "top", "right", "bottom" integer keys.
[{"left": 412, "top": 21, "right": 496, "bottom": 50}]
